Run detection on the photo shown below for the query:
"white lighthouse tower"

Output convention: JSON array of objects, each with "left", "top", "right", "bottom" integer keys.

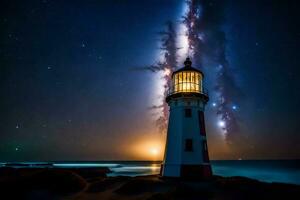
[{"left": 161, "top": 58, "right": 212, "bottom": 179}]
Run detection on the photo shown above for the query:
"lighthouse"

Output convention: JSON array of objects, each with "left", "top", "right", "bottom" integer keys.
[{"left": 161, "top": 57, "right": 212, "bottom": 178}]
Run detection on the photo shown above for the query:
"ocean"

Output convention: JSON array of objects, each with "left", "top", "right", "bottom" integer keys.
[{"left": 1, "top": 160, "right": 300, "bottom": 185}]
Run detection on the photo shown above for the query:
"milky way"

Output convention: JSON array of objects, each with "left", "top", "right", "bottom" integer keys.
[
  {"left": 134, "top": 21, "right": 178, "bottom": 133},
  {"left": 182, "top": 0, "right": 245, "bottom": 146}
]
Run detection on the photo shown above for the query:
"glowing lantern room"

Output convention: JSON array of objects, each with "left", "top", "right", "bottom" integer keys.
[{"left": 171, "top": 58, "right": 204, "bottom": 94}]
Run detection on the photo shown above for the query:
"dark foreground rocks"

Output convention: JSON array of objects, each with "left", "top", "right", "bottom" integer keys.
[
  {"left": 0, "top": 167, "right": 108, "bottom": 199},
  {"left": 0, "top": 168, "right": 299, "bottom": 200}
]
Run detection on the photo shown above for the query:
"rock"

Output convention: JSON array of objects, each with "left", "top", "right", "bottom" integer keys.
[
  {"left": 115, "top": 178, "right": 166, "bottom": 195},
  {"left": 28, "top": 169, "right": 87, "bottom": 194},
  {"left": 166, "top": 184, "right": 214, "bottom": 200},
  {"left": 1, "top": 170, "right": 300, "bottom": 200},
  {"left": 215, "top": 176, "right": 262, "bottom": 189},
  {"left": 0, "top": 167, "right": 19, "bottom": 178},
  {"left": 0, "top": 168, "right": 87, "bottom": 198},
  {"left": 88, "top": 176, "right": 130, "bottom": 193},
  {"left": 71, "top": 167, "right": 110, "bottom": 180},
  {"left": 147, "top": 193, "right": 169, "bottom": 200}
]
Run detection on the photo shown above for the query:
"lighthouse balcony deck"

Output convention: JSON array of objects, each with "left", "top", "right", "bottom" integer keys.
[{"left": 166, "top": 88, "right": 209, "bottom": 102}]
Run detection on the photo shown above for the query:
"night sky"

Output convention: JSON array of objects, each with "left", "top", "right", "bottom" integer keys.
[{"left": 0, "top": 0, "right": 299, "bottom": 161}]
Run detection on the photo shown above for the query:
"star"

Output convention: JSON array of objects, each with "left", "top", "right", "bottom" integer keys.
[
  {"left": 218, "top": 120, "right": 225, "bottom": 128},
  {"left": 15, "top": 125, "right": 19, "bottom": 129},
  {"left": 15, "top": 147, "right": 19, "bottom": 151},
  {"left": 81, "top": 43, "right": 86, "bottom": 48}
]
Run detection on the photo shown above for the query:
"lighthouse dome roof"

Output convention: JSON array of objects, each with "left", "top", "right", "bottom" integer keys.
[{"left": 172, "top": 57, "right": 204, "bottom": 77}]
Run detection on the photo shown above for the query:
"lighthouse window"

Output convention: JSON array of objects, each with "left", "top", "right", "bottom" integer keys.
[
  {"left": 191, "top": 72, "right": 195, "bottom": 82},
  {"left": 185, "top": 139, "right": 193, "bottom": 152},
  {"left": 173, "top": 71, "right": 202, "bottom": 94},
  {"left": 175, "top": 74, "right": 179, "bottom": 84},
  {"left": 185, "top": 108, "right": 192, "bottom": 117},
  {"left": 187, "top": 72, "right": 190, "bottom": 81},
  {"left": 198, "top": 111, "right": 206, "bottom": 135}
]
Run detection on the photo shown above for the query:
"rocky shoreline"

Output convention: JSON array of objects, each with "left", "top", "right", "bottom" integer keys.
[{"left": 0, "top": 167, "right": 299, "bottom": 199}]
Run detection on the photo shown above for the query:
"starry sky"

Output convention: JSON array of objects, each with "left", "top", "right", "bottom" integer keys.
[{"left": 0, "top": 0, "right": 299, "bottom": 161}]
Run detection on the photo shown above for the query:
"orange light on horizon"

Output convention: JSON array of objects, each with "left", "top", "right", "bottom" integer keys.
[
  {"left": 149, "top": 147, "right": 159, "bottom": 156},
  {"left": 130, "top": 136, "right": 165, "bottom": 161}
]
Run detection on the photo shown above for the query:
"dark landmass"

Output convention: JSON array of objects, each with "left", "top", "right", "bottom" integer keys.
[{"left": 0, "top": 167, "right": 299, "bottom": 200}]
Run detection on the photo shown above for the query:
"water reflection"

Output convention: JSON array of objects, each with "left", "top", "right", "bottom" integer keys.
[{"left": 109, "top": 163, "right": 161, "bottom": 177}]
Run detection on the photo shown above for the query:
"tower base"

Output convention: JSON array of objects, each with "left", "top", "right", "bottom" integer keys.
[{"left": 161, "top": 164, "right": 212, "bottom": 179}]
